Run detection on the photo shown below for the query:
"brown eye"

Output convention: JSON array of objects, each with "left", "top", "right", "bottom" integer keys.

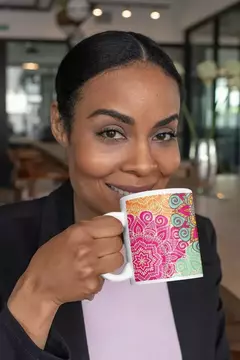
[
  {"left": 153, "top": 131, "right": 177, "bottom": 142},
  {"left": 106, "top": 130, "right": 118, "bottom": 138},
  {"left": 97, "top": 128, "right": 125, "bottom": 140}
]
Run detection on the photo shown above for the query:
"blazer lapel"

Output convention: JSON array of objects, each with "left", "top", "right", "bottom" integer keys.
[
  {"left": 39, "top": 182, "right": 90, "bottom": 360},
  {"left": 167, "top": 219, "right": 214, "bottom": 360},
  {"left": 168, "top": 278, "right": 205, "bottom": 360}
]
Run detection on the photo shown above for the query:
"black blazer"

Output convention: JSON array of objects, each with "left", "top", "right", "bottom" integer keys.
[{"left": 0, "top": 182, "right": 230, "bottom": 360}]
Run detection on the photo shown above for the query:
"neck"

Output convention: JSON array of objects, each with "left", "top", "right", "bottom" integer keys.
[{"left": 73, "top": 192, "right": 99, "bottom": 223}]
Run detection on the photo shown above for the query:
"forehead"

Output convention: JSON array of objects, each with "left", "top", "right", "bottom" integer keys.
[{"left": 77, "top": 62, "right": 180, "bottom": 119}]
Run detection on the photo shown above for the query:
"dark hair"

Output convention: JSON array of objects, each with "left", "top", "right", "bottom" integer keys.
[{"left": 55, "top": 31, "right": 183, "bottom": 133}]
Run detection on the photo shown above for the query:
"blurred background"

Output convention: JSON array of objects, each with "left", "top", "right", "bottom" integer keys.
[{"left": 0, "top": 0, "right": 239, "bottom": 357}]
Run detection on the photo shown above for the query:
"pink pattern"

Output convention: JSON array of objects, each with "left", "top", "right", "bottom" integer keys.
[
  {"left": 178, "top": 205, "right": 191, "bottom": 217},
  {"left": 128, "top": 211, "right": 188, "bottom": 282},
  {"left": 192, "top": 227, "right": 198, "bottom": 240}
]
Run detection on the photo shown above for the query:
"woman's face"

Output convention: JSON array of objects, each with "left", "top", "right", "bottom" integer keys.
[{"left": 52, "top": 62, "right": 181, "bottom": 219}]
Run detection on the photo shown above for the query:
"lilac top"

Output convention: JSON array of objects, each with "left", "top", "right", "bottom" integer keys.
[{"left": 82, "top": 279, "right": 182, "bottom": 360}]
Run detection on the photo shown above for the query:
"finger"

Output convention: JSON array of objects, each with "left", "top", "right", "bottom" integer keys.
[
  {"left": 94, "top": 236, "right": 123, "bottom": 258},
  {"left": 82, "top": 216, "right": 123, "bottom": 239},
  {"left": 75, "top": 245, "right": 97, "bottom": 265},
  {"left": 75, "top": 249, "right": 98, "bottom": 279},
  {"left": 96, "top": 253, "right": 124, "bottom": 275},
  {"left": 67, "top": 224, "right": 94, "bottom": 245}
]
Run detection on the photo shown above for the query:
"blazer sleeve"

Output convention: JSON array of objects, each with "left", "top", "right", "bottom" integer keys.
[
  {"left": 0, "top": 306, "right": 70, "bottom": 360},
  {"left": 0, "top": 200, "right": 71, "bottom": 360},
  {"left": 208, "top": 219, "right": 230, "bottom": 360}
]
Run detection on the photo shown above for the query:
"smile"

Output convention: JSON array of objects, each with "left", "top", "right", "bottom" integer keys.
[
  {"left": 106, "top": 183, "right": 155, "bottom": 197},
  {"left": 107, "top": 184, "right": 133, "bottom": 197}
]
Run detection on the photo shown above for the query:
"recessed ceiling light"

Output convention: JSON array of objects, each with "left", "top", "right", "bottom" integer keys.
[
  {"left": 150, "top": 11, "right": 160, "bottom": 20},
  {"left": 22, "top": 62, "right": 39, "bottom": 70},
  {"left": 92, "top": 7, "right": 103, "bottom": 16},
  {"left": 122, "top": 9, "right": 132, "bottom": 18}
]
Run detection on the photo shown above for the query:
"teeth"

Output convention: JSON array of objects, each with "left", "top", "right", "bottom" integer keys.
[{"left": 109, "top": 185, "right": 133, "bottom": 197}]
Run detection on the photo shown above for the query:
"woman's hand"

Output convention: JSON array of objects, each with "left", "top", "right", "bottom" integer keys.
[
  {"left": 8, "top": 215, "right": 124, "bottom": 349},
  {"left": 25, "top": 215, "right": 123, "bottom": 304}
]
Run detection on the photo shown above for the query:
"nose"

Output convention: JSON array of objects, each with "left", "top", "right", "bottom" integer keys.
[{"left": 121, "top": 140, "right": 158, "bottom": 177}]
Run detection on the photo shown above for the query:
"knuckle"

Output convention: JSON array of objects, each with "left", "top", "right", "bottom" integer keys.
[
  {"left": 67, "top": 224, "right": 84, "bottom": 240},
  {"left": 80, "top": 266, "right": 95, "bottom": 278},
  {"left": 68, "top": 224, "right": 93, "bottom": 247},
  {"left": 85, "top": 277, "right": 102, "bottom": 294},
  {"left": 77, "top": 245, "right": 91, "bottom": 258}
]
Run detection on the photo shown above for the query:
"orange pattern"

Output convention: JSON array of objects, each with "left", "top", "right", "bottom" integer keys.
[
  {"left": 126, "top": 193, "right": 198, "bottom": 244},
  {"left": 126, "top": 195, "right": 173, "bottom": 217}
]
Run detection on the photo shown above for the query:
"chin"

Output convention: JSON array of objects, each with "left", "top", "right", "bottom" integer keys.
[{"left": 99, "top": 201, "right": 121, "bottom": 216}]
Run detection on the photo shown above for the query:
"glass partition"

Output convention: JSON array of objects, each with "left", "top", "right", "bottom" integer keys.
[
  {"left": 185, "top": 2, "right": 240, "bottom": 173},
  {"left": 6, "top": 41, "right": 67, "bottom": 140},
  {"left": 189, "top": 22, "right": 215, "bottom": 137}
]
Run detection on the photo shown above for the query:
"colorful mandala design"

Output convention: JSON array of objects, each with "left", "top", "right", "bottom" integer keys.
[
  {"left": 126, "top": 195, "right": 173, "bottom": 217},
  {"left": 126, "top": 193, "right": 202, "bottom": 282}
]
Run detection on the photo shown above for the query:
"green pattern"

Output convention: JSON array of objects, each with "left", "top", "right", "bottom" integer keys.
[
  {"left": 175, "top": 244, "right": 203, "bottom": 277},
  {"left": 169, "top": 194, "right": 183, "bottom": 209},
  {"left": 179, "top": 227, "right": 191, "bottom": 242},
  {"left": 171, "top": 213, "right": 185, "bottom": 227}
]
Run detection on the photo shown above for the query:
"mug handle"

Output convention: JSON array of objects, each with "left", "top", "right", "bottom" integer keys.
[{"left": 102, "top": 212, "right": 133, "bottom": 282}]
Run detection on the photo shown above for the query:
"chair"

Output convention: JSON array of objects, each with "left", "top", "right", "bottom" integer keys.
[{"left": 8, "top": 147, "right": 69, "bottom": 199}]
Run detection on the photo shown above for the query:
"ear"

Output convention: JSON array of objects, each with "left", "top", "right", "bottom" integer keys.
[{"left": 50, "top": 102, "right": 68, "bottom": 147}]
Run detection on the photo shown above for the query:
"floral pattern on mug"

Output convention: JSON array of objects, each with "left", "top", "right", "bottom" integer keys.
[{"left": 126, "top": 193, "right": 202, "bottom": 282}]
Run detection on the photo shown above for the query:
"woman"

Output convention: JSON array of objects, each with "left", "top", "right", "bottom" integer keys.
[{"left": 0, "top": 31, "right": 229, "bottom": 360}]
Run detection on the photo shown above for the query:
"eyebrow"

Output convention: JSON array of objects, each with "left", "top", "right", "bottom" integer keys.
[{"left": 88, "top": 108, "right": 179, "bottom": 128}]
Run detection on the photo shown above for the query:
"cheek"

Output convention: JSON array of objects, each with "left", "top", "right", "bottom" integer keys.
[
  {"left": 155, "top": 144, "right": 180, "bottom": 176},
  {"left": 67, "top": 141, "right": 122, "bottom": 179}
]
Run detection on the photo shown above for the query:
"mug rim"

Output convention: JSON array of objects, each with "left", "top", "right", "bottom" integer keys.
[{"left": 120, "top": 187, "right": 192, "bottom": 203}]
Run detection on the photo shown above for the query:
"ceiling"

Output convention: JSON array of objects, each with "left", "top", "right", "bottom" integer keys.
[
  {"left": 6, "top": 38, "right": 184, "bottom": 68},
  {"left": 0, "top": 0, "right": 174, "bottom": 11},
  {"left": 89, "top": 0, "right": 173, "bottom": 5},
  {"left": 0, "top": 0, "right": 54, "bottom": 11},
  {"left": 190, "top": 2, "right": 240, "bottom": 43},
  {"left": 7, "top": 41, "right": 67, "bottom": 67},
  {"left": 220, "top": 3, "right": 240, "bottom": 37}
]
